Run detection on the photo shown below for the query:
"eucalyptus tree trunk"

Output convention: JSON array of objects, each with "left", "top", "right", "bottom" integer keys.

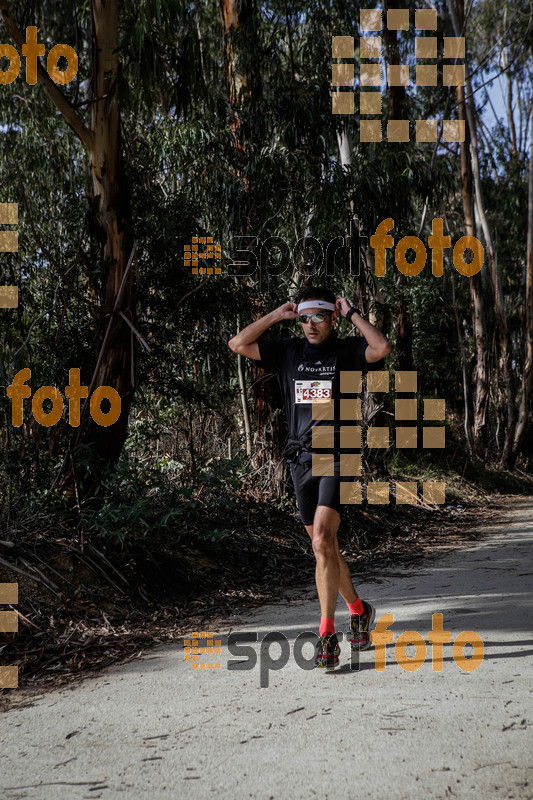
[
  {"left": 336, "top": 121, "right": 385, "bottom": 329},
  {"left": 0, "top": 0, "right": 136, "bottom": 496},
  {"left": 513, "top": 92, "right": 533, "bottom": 459},
  {"left": 336, "top": 119, "right": 354, "bottom": 169},
  {"left": 383, "top": 0, "right": 406, "bottom": 120},
  {"left": 84, "top": 0, "right": 136, "bottom": 472},
  {"left": 219, "top": 0, "right": 262, "bottom": 159},
  {"left": 219, "top": 0, "right": 287, "bottom": 488},
  {"left": 336, "top": 121, "right": 387, "bottom": 442},
  {"left": 237, "top": 354, "right": 252, "bottom": 457},
  {"left": 503, "top": 47, "right": 518, "bottom": 162},
  {"left": 464, "top": 75, "right": 516, "bottom": 467},
  {"left": 382, "top": 0, "right": 411, "bottom": 369},
  {"left": 459, "top": 92, "right": 489, "bottom": 450},
  {"left": 450, "top": 0, "right": 490, "bottom": 453},
  {"left": 451, "top": 271, "right": 474, "bottom": 455}
]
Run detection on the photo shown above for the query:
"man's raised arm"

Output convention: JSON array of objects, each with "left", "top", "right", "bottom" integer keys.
[
  {"left": 335, "top": 296, "right": 392, "bottom": 363},
  {"left": 228, "top": 302, "right": 298, "bottom": 361}
]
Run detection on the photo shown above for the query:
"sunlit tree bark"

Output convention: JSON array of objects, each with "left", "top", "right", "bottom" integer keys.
[
  {"left": 449, "top": 0, "right": 490, "bottom": 452},
  {"left": 0, "top": 0, "right": 136, "bottom": 495}
]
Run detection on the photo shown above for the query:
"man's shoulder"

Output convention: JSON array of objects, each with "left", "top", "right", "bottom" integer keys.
[
  {"left": 260, "top": 336, "right": 302, "bottom": 351},
  {"left": 336, "top": 334, "right": 367, "bottom": 350},
  {"left": 257, "top": 336, "right": 303, "bottom": 372},
  {"left": 337, "top": 334, "right": 386, "bottom": 371},
  {"left": 335, "top": 334, "right": 369, "bottom": 365}
]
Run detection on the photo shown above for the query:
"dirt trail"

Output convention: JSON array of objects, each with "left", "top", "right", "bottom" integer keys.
[{"left": 1, "top": 499, "right": 532, "bottom": 799}]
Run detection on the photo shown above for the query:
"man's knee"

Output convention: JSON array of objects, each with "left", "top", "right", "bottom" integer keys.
[
  {"left": 312, "top": 537, "right": 336, "bottom": 560},
  {"left": 311, "top": 525, "right": 337, "bottom": 558},
  {"left": 310, "top": 507, "right": 340, "bottom": 553}
]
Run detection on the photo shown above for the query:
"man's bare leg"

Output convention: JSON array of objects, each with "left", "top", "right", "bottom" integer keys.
[
  {"left": 304, "top": 505, "right": 359, "bottom": 618},
  {"left": 304, "top": 508, "right": 359, "bottom": 609},
  {"left": 334, "top": 535, "right": 359, "bottom": 605}
]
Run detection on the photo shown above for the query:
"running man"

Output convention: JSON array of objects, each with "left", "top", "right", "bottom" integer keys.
[{"left": 228, "top": 287, "right": 392, "bottom": 668}]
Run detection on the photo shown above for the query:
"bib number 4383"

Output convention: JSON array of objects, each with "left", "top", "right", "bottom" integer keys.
[{"left": 295, "top": 381, "right": 332, "bottom": 404}]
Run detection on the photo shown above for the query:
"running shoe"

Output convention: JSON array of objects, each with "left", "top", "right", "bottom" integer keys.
[
  {"left": 349, "top": 600, "right": 376, "bottom": 651},
  {"left": 314, "top": 632, "right": 340, "bottom": 669}
]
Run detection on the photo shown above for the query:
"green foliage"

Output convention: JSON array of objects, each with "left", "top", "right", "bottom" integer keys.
[
  {"left": 1, "top": 0, "right": 532, "bottom": 533},
  {"left": 16, "top": 449, "right": 244, "bottom": 550}
]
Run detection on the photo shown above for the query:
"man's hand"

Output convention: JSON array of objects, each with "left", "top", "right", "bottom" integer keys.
[
  {"left": 335, "top": 295, "right": 392, "bottom": 362},
  {"left": 276, "top": 301, "right": 299, "bottom": 320},
  {"left": 228, "top": 301, "right": 298, "bottom": 360},
  {"left": 335, "top": 296, "right": 352, "bottom": 318}
]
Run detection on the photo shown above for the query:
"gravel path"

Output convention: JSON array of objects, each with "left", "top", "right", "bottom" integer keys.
[{"left": 1, "top": 499, "right": 532, "bottom": 800}]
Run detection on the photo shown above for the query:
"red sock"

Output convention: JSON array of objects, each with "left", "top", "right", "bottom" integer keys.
[
  {"left": 347, "top": 598, "right": 364, "bottom": 616},
  {"left": 319, "top": 617, "right": 335, "bottom": 636}
]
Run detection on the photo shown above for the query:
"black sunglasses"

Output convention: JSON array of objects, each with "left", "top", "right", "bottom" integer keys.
[{"left": 298, "top": 311, "right": 332, "bottom": 324}]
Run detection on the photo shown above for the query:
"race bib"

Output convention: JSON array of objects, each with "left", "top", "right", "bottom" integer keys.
[{"left": 295, "top": 380, "right": 332, "bottom": 403}]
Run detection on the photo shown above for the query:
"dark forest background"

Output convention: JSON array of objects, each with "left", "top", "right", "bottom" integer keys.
[{"left": 1, "top": 0, "right": 533, "bottom": 545}]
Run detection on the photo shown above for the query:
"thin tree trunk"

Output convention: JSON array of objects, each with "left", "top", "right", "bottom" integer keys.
[
  {"left": 504, "top": 48, "right": 518, "bottom": 161},
  {"left": 219, "top": 0, "right": 286, "bottom": 485},
  {"left": 336, "top": 119, "right": 354, "bottom": 168},
  {"left": 237, "top": 354, "right": 252, "bottom": 456},
  {"left": 464, "top": 73, "right": 516, "bottom": 467},
  {"left": 335, "top": 125, "right": 388, "bottom": 441},
  {"left": 383, "top": 0, "right": 406, "bottom": 120},
  {"left": 395, "top": 297, "right": 413, "bottom": 370},
  {"left": 382, "top": 0, "right": 410, "bottom": 365},
  {"left": 451, "top": 270, "right": 474, "bottom": 454},
  {"left": 288, "top": 210, "right": 313, "bottom": 298},
  {"left": 450, "top": 0, "right": 490, "bottom": 452},
  {"left": 513, "top": 91, "right": 533, "bottom": 456},
  {"left": 336, "top": 121, "right": 386, "bottom": 330}
]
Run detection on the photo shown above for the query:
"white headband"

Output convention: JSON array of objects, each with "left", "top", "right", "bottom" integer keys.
[{"left": 297, "top": 300, "right": 336, "bottom": 313}]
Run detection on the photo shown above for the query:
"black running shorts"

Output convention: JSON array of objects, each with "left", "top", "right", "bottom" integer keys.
[{"left": 289, "top": 460, "right": 341, "bottom": 525}]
